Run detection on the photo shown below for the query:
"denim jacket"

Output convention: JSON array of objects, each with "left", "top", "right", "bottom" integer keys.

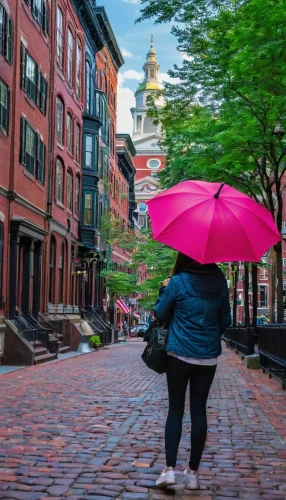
[{"left": 154, "top": 266, "right": 231, "bottom": 359}]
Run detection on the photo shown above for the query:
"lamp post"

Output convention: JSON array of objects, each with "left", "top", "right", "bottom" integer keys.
[{"left": 273, "top": 119, "right": 285, "bottom": 323}]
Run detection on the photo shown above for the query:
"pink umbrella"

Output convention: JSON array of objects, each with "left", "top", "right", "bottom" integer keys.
[{"left": 147, "top": 180, "right": 281, "bottom": 264}]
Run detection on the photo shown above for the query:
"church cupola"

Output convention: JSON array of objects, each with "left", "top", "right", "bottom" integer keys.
[{"left": 131, "top": 37, "right": 164, "bottom": 138}]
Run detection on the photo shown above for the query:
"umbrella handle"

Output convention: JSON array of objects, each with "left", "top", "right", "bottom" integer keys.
[{"left": 214, "top": 183, "right": 225, "bottom": 199}]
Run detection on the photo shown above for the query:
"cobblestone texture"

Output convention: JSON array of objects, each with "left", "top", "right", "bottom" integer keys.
[{"left": 0, "top": 340, "right": 285, "bottom": 499}]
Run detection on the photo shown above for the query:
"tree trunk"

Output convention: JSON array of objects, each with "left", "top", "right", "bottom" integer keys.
[
  {"left": 244, "top": 262, "right": 250, "bottom": 326},
  {"left": 275, "top": 241, "right": 284, "bottom": 323},
  {"left": 251, "top": 264, "right": 257, "bottom": 328}
]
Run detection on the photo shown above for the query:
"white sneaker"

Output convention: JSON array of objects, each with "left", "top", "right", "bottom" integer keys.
[
  {"left": 156, "top": 466, "right": 176, "bottom": 487},
  {"left": 184, "top": 467, "right": 200, "bottom": 489}
]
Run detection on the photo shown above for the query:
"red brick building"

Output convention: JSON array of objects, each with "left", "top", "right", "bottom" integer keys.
[
  {"left": 0, "top": 0, "right": 50, "bottom": 319},
  {"left": 47, "top": 0, "right": 84, "bottom": 312}
]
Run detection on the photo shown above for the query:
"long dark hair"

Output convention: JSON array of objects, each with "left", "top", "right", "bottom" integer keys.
[{"left": 171, "top": 252, "right": 202, "bottom": 276}]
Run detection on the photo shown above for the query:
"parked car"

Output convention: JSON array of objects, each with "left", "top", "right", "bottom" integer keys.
[{"left": 137, "top": 322, "right": 148, "bottom": 337}]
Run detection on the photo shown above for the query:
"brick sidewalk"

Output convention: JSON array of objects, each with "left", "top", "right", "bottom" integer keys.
[{"left": 0, "top": 341, "right": 285, "bottom": 500}]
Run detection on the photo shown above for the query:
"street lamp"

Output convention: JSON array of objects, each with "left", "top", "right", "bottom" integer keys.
[{"left": 273, "top": 120, "right": 285, "bottom": 141}]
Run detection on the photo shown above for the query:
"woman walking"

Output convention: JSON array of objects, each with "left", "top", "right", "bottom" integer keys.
[{"left": 155, "top": 252, "right": 231, "bottom": 489}]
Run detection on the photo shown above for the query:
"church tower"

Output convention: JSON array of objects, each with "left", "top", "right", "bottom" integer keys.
[{"left": 131, "top": 37, "right": 166, "bottom": 226}]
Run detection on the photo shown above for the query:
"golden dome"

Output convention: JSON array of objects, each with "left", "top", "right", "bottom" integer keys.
[{"left": 135, "top": 81, "right": 163, "bottom": 93}]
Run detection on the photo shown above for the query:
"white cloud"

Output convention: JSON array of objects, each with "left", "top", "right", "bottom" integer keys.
[
  {"left": 117, "top": 85, "right": 135, "bottom": 135},
  {"left": 122, "top": 69, "right": 142, "bottom": 81},
  {"left": 160, "top": 72, "right": 180, "bottom": 85},
  {"left": 120, "top": 47, "right": 133, "bottom": 59},
  {"left": 117, "top": 69, "right": 136, "bottom": 134},
  {"left": 180, "top": 52, "right": 194, "bottom": 62},
  {"left": 123, "top": 0, "right": 139, "bottom": 3}
]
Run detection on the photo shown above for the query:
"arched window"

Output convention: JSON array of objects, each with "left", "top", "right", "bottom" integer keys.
[
  {"left": 58, "top": 242, "right": 65, "bottom": 304},
  {"left": 56, "top": 5, "right": 63, "bottom": 69},
  {"left": 76, "top": 38, "right": 82, "bottom": 99},
  {"left": 67, "top": 170, "right": 73, "bottom": 212},
  {"left": 75, "top": 123, "right": 81, "bottom": 163},
  {"left": 49, "top": 236, "right": 56, "bottom": 303},
  {"left": 67, "top": 28, "right": 74, "bottom": 86},
  {"left": 56, "top": 97, "right": 64, "bottom": 143},
  {"left": 85, "top": 60, "right": 91, "bottom": 112},
  {"left": 55, "top": 158, "right": 64, "bottom": 203},
  {"left": 75, "top": 175, "right": 80, "bottom": 217},
  {"left": 66, "top": 113, "right": 73, "bottom": 153}
]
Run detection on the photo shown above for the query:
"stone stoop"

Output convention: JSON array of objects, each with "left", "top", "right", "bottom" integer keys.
[{"left": 30, "top": 341, "right": 57, "bottom": 364}]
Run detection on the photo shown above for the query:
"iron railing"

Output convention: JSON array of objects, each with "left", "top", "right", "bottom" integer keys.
[
  {"left": 223, "top": 327, "right": 255, "bottom": 356},
  {"left": 257, "top": 326, "right": 286, "bottom": 389}
]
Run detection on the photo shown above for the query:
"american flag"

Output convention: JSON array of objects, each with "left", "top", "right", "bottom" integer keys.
[{"left": 116, "top": 298, "right": 130, "bottom": 314}]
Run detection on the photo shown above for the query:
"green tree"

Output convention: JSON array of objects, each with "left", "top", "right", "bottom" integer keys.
[
  {"left": 100, "top": 270, "right": 138, "bottom": 298},
  {"left": 138, "top": 0, "right": 286, "bottom": 322},
  {"left": 131, "top": 229, "right": 177, "bottom": 310}
]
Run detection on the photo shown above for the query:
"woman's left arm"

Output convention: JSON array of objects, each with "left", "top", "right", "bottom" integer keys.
[{"left": 154, "top": 278, "right": 176, "bottom": 323}]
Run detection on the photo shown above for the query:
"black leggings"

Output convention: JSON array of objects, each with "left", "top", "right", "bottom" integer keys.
[{"left": 165, "top": 355, "right": 216, "bottom": 470}]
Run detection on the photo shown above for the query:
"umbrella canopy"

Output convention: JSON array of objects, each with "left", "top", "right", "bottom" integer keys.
[{"left": 147, "top": 180, "right": 281, "bottom": 264}]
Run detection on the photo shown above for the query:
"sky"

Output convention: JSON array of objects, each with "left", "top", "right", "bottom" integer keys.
[{"left": 98, "top": 0, "right": 182, "bottom": 135}]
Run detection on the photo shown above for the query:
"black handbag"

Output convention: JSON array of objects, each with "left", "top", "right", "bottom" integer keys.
[{"left": 141, "top": 319, "right": 169, "bottom": 374}]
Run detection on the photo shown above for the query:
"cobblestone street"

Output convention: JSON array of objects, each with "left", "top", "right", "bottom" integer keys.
[{"left": 0, "top": 340, "right": 285, "bottom": 500}]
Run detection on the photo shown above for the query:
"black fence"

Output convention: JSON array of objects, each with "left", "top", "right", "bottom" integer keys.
[
  {"left": 257, "top": 326, "right": 286, "bottom": 389},
  {"left": 223, "top": 327, "right": 255, "bottom": 356}
]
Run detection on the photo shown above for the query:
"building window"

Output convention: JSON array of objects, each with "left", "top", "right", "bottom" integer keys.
[
  {"left": 67, "top": 28, "right": 73, "bottom": 86},
  {"left": 29, "top": 0, "right": 49, "bottom": 33},
  {"left": 67, "top": 171, "right": 73, "bottom": 212},
  {"left": 85, "top": 60, "right": 91, "bottom": 112},
  {"left": 0, "top": 5, "right": 13, "bottom": 64},
  {"left": 147, "top": 158, "right": 161, "bottom": 169},
  {"left": 20, "top": 116, "right": 45, "bottom": 181},
  {"left": 76, "top": 38, "right": 82, "bottom": 99},
  {"left": 83, "top": 192, "right": 93, "bottom": 226},
  {"left": 20, "top": 45, "right": 47, "bottom": 114},
  {"left": 66, "top": 113, "right": 72, "bottom": 153},
  {"left": 75, "top": 123, "right": 81, "bottom": 163},
  {"left": 49, "top": 236, "right": 56, "bottom": 303},
  {"left": 0, "top": 79, "right": 9, "bottom": 133},
  {"left": 59, "top": 243, "right": 64, "bottom": 303},
  {"left": 138, "top": 203, "right": 148, "bottom": 213},
  {"left": 26, "top": 52, "right": 37, "bottom": 101},
  {"left": 55, "top": 158, "right": 64, "bottom": 203},
  {"left": 56, "top": 5, "right": 63, "bottom": 69},
  {"left": 24, "top": 122, "right": 36, "bottom": 174},
  {"left": 56, "top": 97, "right": 63, "bottom": 143},
  {"left": 84, "top": 134, "right": 94, "bottom": 168},
  {"left": 75, "top": 176, "right": 80, "bottom": 217},
  {"left": 258, "top": 284, "right": 268, "bottom": 308}
]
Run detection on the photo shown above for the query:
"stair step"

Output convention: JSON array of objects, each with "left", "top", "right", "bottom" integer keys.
[
  {"left": 58, "top": 346, "right": 71, "bottom": 354},
  {"left": 34, "top": 347, "right": 49, "bottom": 356},
  {"left": 34, "top": 353, "right": 57, "bottom": 364},
  {"left": 29, "top": 340, "right": 43, "bottom": 347}
]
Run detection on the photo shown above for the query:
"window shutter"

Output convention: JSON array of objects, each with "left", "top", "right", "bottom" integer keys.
[
  {"left": 7, "top": 17, "right": 12, "bottom": 64},
  {"left": 41, "top": 142, "right": 46, "bottom": 183},
  {"left": 2, "top": 9, "right": 7, "bottom": 57},
  {"left": 19, "top": 116, "right": 26, "bottom": 165},
  {"left": 0, "top": 6, "right": 3, "bottom": 56},
  {"left": 5, "top": 88, "right": 10, "bottom": 134},
  {"left": 40, "top": 74, "right": 47, "bottom": 114},
  {"left": 34, "top": 63, "right": 38, "bottom": 103},
  {"left": 42, "top": 2, "right": 49, "bottom": 35},
  {"left": 20, "top": 44, "right": 26, "bottom": 90},
  {"left": 36, "top": 136, "right": 45, "bottom": 184}
]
